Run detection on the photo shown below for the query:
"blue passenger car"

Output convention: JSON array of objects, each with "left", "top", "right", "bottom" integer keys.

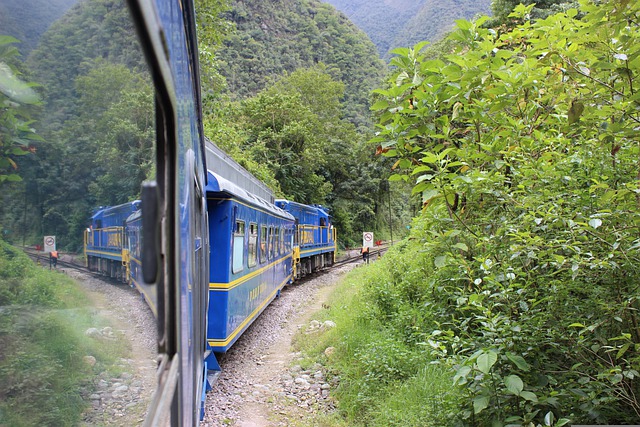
[
  {"left": 84, "top": 201, "right": 141, "bottom": 282},
  {"left": 206, "top": 171, "right": 295, "bottom": 355},
  {"left": 275, "top": 200, "right": 336, "bottom": 278}
]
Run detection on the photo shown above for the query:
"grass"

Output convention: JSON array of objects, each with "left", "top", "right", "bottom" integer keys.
[
  {"left": 0, "top": 240, "right": 130, "bottom": 426},
  {"left": 292, "top": 258, "right": 461, "bottom": 427}
]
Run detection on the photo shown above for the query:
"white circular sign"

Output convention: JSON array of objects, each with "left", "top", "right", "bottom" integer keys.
[
  {"left": 45, "top": 236, "right": 55, "bottom": 246},
  {"left": 363, "top": 232, "right": 373, "bottom": 242}
]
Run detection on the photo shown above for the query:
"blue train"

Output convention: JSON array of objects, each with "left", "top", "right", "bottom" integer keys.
[
  {"left": 84, "top": 145, "right": 337, "bottom": 418},
  {"left": 76, "top": 0, "right": 333, "bottom": 424}
]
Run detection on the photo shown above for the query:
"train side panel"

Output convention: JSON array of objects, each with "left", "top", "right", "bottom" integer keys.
[
  {"left": 125, "top": 210, "right": 158, "bottom": 316},
  {"left": 206, "top": 173, "right": 294, "bottom": 353}
]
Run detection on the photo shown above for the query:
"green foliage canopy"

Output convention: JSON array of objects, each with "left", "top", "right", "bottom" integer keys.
[{"left": 370, "top": 0, "right": 640, "bottom": 423}]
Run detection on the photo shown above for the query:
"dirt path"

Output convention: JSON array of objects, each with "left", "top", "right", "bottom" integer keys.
[
  {"left": 202, "top": 263, "right": 358, "bottom": 426},
  {"left": 237, "top": 279, "right": 338, "bottom": 427}
]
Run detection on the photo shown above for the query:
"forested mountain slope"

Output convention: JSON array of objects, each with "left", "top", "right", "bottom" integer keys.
[
  {"left": 322, "top": 0, "right": 491, "bottom": 58},
  {"left": 0, "top": 0, "right": 78, "bottom": 56},
  {"left": 218, "top": 0, "right": 386, "bottom": 126},
  {"left": 1, "top": 0, "right": 153, "bottom": 249}
]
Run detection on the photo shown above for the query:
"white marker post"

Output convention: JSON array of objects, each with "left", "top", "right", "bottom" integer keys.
[
  {"left": 44, "top": 236, "right": 56, "bottom": 269},
  {"left": 362, "top": 232, "right": 373, "bottom": 264}
]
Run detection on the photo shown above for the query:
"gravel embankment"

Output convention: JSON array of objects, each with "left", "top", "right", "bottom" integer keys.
[
  {"left": 201, "top": 261, "right": 359, "bottom": 427},
  {"left": 61, "top": 265, "right": 157, "bottom": 426}
]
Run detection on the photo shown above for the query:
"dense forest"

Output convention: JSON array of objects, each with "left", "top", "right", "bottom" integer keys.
[
  {"left": 322, "top": 0, "right": 491, "bottom": 58},
  {"left": 0, "top": 0, "right": 153, "bottom": 250}
]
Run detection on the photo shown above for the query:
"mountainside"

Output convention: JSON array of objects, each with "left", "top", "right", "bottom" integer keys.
[
  {"left": 322, "top": 0, "right": 492, "bottom": 58},
  {"left": 0, "top": 0, "right": 78, "bottom": 56},
  {"left": 218, "top": 0, "right": 387, "bottom": 127}
]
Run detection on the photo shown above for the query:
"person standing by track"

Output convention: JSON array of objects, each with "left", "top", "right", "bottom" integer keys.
[
  {"left": 50, "top": 250, "right": 58, "bottom": 269},
  {"left": 361, "top": 246, "right": 370, "bottom": 264}
]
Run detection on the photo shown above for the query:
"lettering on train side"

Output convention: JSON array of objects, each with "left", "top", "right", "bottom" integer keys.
[
  {"left": 107, "top": 232, "right": 122, "bottom": 247},
  {"left": 300, "top": 229, "right": 315, "bottom": 245},
  {"left": 249, "top": 282, "right": 267, "bottom": 302}
]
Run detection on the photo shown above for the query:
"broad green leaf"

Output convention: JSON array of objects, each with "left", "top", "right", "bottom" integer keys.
[
  {"left": 504, "top": 374, "right": 524, "bottom": 395},
  {"left": 544, "top": 411, "right": 554, "bottom": 426},
  {"left": 506, "top": 353, "right": 530, "bottom": 372},
  {"left": 388, "top": 174, "right": 406, "bottom": 182},
  {"left": 421, "top": 189, "right": 440, "bottom": 203},
  {"left": 477, "top": 351, "right": 498, "bottom": 374},
  {"left": 473, "top": 395, "right": 490, "bottom": 414},
  {"left": 434, "top": 255, "right": 447, "bottom": 268},
  {"left": 453, "top": 242, "right": 468, "bottom": 251},
  {"left": 519, "top": 391, "right": 538, "bottom": 402},
  {"left": 455, "top": 19, "right": 473, "bottom": 31},
  {"left": 0, "top": 35, "right": 20, "bottom": 46}
]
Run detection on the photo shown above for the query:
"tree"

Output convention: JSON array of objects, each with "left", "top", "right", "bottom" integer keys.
[{"left": 372, "top": 1, "right": 640, "bottom": 423}]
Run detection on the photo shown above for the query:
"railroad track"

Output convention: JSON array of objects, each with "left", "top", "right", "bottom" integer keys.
[
  {"left": 20, "top": 246, "right": 116, "bottom": 280},
  {"left": 20, "top": 243, "right": 390, "bottom": 283},
  {"left": 334, "top": 244, "right": 389, "bottom": 267}
]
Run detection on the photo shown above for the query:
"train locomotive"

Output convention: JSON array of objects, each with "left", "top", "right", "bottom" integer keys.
[{"left": 84, "top": 201, "right": 141, "bottom": 283}]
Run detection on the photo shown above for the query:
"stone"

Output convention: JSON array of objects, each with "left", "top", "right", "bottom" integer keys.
[
  {"left": 324, "top": 346, "right": 336, "bottom": 357},
  {"left": 322, "top": 320, "right": 336, "bottom": 328},
  {"left": 85, "top": 328, "right": 101, "bottom": 337},
  {"left": 83, "top": 355, "right": 97, "bottom": 367}
]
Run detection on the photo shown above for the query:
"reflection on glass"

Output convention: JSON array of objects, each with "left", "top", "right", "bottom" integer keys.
[{"left": 0, "top": 0, "right": 156, "bottom": 424}]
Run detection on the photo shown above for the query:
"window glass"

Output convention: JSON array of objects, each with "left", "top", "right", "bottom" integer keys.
[
  {"left": 232, "top": 220, "right": 245, "bottom": 273},
  {"left": 248, "top": 223, "right": 257, "bottom": 267},
  {"left": 274, "top": 227, "right": 280, "bottom": 256},
  {"left": 268, "top": 226, "right": 274, "bottom": 260},
  {"left": 279, "top": 227, "right": 284, "bottom": 255},
  {"left": 260, "top": 225, "right": 267, "bottom": 264}
]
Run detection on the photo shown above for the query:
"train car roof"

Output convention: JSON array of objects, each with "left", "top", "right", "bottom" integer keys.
[
  {"left": 275, "top": 199, "right": 331, "bottom": 217},
  {"left": 91, "top": 200, "right": 141, "bottom": 220},
  {"left": 205, "top": 139, "right": 274, "bottom": 203},
  {"left": 207, "top": 171, "right": 294, "bottom": 220}
]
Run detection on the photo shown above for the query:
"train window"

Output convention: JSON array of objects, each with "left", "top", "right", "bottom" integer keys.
[
  {"left": 260, "top": 225, "right": 267, "bottom": 264},
  {"left": 274, "top": 227, "right": 280, "bottom": 256},
  {"left": 248, "top": 223, "right": 257, "bottom": 267},
  {"left": 232, "top": 220, "right": 245, "bottom": 273},
  {"left": 279, "top": 227, "right": 284, "bottom": 255},
  {"left": 269, "top": 226, "right": 275, "bottom": 260}
]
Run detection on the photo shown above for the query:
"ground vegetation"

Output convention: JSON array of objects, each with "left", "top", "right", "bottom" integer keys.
[
  {"left": 0, "top": 240, "right": 129, "bottom": 425},
  {"left": 300, "top": 1, "right": 640, "bottom": 425}
]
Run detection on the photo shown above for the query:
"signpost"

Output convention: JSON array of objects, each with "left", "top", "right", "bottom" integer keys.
[
  {"left": 363, "top": 231, "right": 373, "bottom": 248},
  {"left": 44, "top": 235, "right": 56, "bottom": 253}
]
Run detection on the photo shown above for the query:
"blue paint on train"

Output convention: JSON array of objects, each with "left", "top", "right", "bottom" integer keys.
[{"left": 205, "top": 171, "right": 295, "bottom": 353}]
